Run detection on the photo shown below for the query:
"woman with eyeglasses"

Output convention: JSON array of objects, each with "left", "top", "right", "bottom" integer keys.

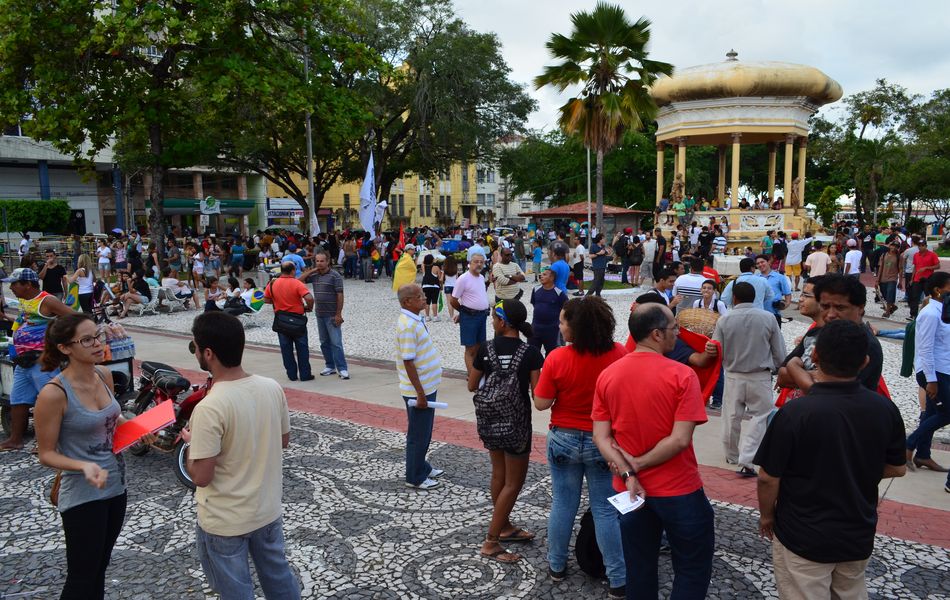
[
  {"left": 467, "top": 299, "right": 544, "bottom": 563},
  {"left": 33, "top": 312, "right": 154, "bottom": 599}
]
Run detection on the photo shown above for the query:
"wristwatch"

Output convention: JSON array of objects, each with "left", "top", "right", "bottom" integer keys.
[{"left": 620, "top": 469, "right": 637, "bottom": 482}]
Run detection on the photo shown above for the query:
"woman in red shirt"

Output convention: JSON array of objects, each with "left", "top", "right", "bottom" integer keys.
[{"left": 534, "top": 297, "right": 628, "bottom": 594}]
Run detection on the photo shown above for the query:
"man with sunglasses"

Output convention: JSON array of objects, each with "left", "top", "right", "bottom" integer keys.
[
  {"left": 0, "top": 268, "right": 76, "bottom": 451},
  {"left": 183, "top": 312, "right": 299, "bottom": 599}
]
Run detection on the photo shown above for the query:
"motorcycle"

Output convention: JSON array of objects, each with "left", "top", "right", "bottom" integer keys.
[{"left": 126, "top": 360, "right": 212, "bottom": 491}]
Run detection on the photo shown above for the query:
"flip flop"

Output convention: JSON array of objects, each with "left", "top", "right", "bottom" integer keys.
[
  {"left": 480, "top": 547, "right": 521, "bottom": 563},
  {"left": 0, "top": 444, "right": 24, "bottom": 452},
  {"left": 499, "top": 528, "right": 536, "bottom": 543}
]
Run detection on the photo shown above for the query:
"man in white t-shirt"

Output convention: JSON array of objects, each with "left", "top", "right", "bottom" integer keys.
[
  {"left": 785, "top": 232, "right": 815, "bottom": 291},
  {"left": 18, "top": 234, "right": 30, "bottom": 257},
  {"left": 843, "top": 239, "right": 863, "bottom": 276},
  {"left": 803, "top": 241, "right": 832, "bottom": 277},
  {"left": 185, "top": 312, "right": 299, "bottom": 599},
  {"left": 641, "top": 233, "right": 658, "bottom": 284},
  {"left": 900, "top": 236, "right": 920, "bottom": 293}
]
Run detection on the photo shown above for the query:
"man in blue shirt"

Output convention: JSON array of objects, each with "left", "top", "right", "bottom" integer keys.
[
  {"left": 721, "top": 258, "right": 774, "bottom": 311},
  {"left": 548, "top": 242, "right": 570, "bottom": 293},
  {"left": 466, "top": 238, "right": 488, "bottom": 262},
  {"left": 283, "top": 250, "right": 306, "bottom": 277},
  {"left": 755, "top": 255, "right": 791, "bottom": 327}
]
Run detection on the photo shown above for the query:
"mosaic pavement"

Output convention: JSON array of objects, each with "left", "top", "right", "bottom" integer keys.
[{"left": 1, "top": 411, "right": 948, "bottom": 599}]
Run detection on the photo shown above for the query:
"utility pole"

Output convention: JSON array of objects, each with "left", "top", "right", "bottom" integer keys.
[{"left": 304, "top": 47, "right": 317, "bottom": 234}]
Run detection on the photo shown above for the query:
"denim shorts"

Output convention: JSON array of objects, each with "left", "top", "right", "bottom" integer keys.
[
  {"left": 11, "top": 364, "right": 59, "bottom": 406},
  {"left": 458, "top": 311, "right": 487, "bottom": 347}
]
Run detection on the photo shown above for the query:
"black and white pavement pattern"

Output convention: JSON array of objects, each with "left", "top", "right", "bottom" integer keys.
[{"left": 1, "top": 411, "right": 948, "bottom": 599}]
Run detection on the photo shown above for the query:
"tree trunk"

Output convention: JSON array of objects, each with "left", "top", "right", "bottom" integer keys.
[
  {"left": 146, "top": 124, "right": 165, "bottom": 253},
  {"left": 596, "top": 148, "right": 604, "bottom": 234}
]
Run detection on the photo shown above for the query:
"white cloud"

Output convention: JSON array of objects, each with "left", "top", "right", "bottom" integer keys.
[{"left": 453, "top": 0, "right": 950, "bottom": 130}]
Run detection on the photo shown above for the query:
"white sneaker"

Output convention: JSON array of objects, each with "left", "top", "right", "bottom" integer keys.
[
  {"left": 319, "top": 368, "right": 336, "bottom": 377},
  {"left": 431, "top": 315, "right": 440, "bottom": 322},
  {"left": 406, "top": 478, "right": 441, "bottom": 490},
  {"left": 339, "top": 370, "right": 350, "bottom": 380},
  {"left": 428, "top": 467, "right": 445, "bottom": 478}
]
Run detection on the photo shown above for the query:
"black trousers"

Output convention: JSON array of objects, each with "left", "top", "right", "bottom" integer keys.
[
  {"left": 909, "top": 277, "right": 928, "bottom": 318},
  {"left": 60, "top": 493, "right": 127, "bottom": 600}
]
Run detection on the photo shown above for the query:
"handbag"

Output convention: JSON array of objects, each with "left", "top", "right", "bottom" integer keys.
[
  {"left": 267, "top": 280, "right": 308, "bottom": 338},
  {"left": 49, "top": 470, "right": 62, "bottom": 507}
]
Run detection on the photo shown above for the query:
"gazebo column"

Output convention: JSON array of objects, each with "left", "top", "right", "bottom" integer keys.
[
  {"left": 672, "top": 142, "right": 679, "bottom": 176},
  {"left": 797, "top": 137, "right": 808, "bottom": 204},
  {"left": 730, "top": 133, "right": 741, "bottom": 206},
  {"left": 677, "top": 136, "right": 687, "bottom": 184},
  {"left": 655, "top": 142, "right": 665, "bottom": 207},
  {"left": 767, "top": 142, "right": 777, "bottom": 201},
  {"left": 717, "top": 145, "right": 726, "bottom": 203},
  {"left": 783, "top": 134, "right": 796, "bottom": 208}
]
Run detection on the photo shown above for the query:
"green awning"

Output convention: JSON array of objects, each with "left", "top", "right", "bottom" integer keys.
[{"left": 145, "top": 198, "right": 256, "bottom": 216}]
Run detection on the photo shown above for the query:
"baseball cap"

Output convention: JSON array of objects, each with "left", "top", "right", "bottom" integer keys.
[
  {"left": 624, "top": 227, "right": 633, "bottom": 234},
  {"left": 404, "top": 244, "right": 416, "bottom": 251},
  {"left": 790, "top": 232, "right": 799, "bottom": 239},
  {"left": 846, "top": 239, "right": 857, "bottom": 247},
  {"left": 3, "top": 267, "right": 39, "bottom": 283}
]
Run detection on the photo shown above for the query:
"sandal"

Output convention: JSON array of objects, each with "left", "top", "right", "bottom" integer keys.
[
  {"left": 480, "top": 546, "right": 521, "bottom": 563},
  {"left": 499, "top": 528, "right": 536, "bottom": 543}
]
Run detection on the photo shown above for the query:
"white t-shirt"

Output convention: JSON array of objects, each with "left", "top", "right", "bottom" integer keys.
[
  {"left": 571, "top": 245, "right": 587, "bottom": 266},
  {"left": 689, "top": 227, "right": 701, "bottom": 246},
  {"left": 843, "top": 249, "right": 863, "bottom": 275},
  {"left": 692, "top": 297, "right": 729, "bottom": 315},
  {"left": 96, "top": 246, "right": 112, "bottom": 264},
  {"left": 902, "top": 246, "right": 919, "bottom": 274},
  {"left": 804, "top": 251, "right": 832, "bottom": 276},
  {"left": 673, "top": 273, "right": 707, "bottom": 310},
  {"left": 643, "top": 239, "right": 657, "bottom": 262},
  {"left": 785, "top": 238, "right": 813, "bottom": 265},
  {"left": 18, "top": 238, "right": 29, "bottom": 256},
  {"left": 188, "top": 375, "right": 290, "bottom": 536}
]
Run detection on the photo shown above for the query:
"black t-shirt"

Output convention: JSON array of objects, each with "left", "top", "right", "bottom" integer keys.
[
  {"left": 132, "top": 278, "right": 151, "bottom": 300},
  {"left": 698, "top": 231, "right": 714, "bottom": 249},
  {"left": 665, "top": 337, "right": 695, "bottom": 365},
  {"left": 754, "top": 380, "right": 905, "bottom": 563},
  {"left": 42, "top": 264, "right": 66, "bottom": 294},
  {"left": 473, "top": 336, "right": 544, "bottom": 401},
  {"left": 772, "top": 239, "right": 788, "bottom": 259}
]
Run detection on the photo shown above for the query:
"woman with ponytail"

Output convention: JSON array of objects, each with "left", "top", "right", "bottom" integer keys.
[
  {"left": 33, "top": 312, "right": 154, "bottom": 598},
  {"left": 467, "top": 298, "right": 544, "bottom": 563}
]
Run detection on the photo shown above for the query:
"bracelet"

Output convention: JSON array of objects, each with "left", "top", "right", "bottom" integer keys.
[{"left": 620, "top": 469, "right": 637, "bottom": 482}]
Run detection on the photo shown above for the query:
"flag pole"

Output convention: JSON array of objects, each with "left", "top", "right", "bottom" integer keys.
[{"left": 304, "top": 46, "right": 318, "bottom": 235}]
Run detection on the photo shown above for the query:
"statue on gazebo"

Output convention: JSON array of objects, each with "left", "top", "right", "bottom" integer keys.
[
  {"left": 790, "top": 177, "right": 801, "bottom": 215},
  {"left": 670, "top": 172, "right": 685, "bottom": 204}
]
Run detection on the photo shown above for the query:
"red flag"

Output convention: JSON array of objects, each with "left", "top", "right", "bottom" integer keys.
[{"left": 397, "top": 222, "right": 405, "bottom": 250}]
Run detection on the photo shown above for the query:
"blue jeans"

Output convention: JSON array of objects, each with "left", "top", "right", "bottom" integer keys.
[
  {"left": 879, "top": 280, "right": 897, "bottom": 305},
  {"left": 907, "top": 371, "right": 950, "bottom": 460},
  {"left": 619, "top": 488, "right": 714, "bottom": 599},
  {"left": 344, "top": 256, "right": 357, "bottom": 278},
  {"left": 711, "top": 366, "right": 724, "bottom": 404},
  {"left": 196, "top": 518, "right": 300, "bottom": 600},
  {"left": 546, "top": 427, "right": 625, "bottom": 588},
  {"left": 277, "top": 331, "right": 311, "bottom": 380},
  {"left": 403, "top": 392, "right": 437, "bottom": 485},
  {"left": 316, "top": 316, "right": 347, "bottom": 371}
]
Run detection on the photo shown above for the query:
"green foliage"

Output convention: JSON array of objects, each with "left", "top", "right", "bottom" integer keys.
[
  {"left": 338, "top": 0, "right": 535, "bottom": 205},
  {"left": 0, "top": 200, "right": 71, "bottom": 233},
  {"left": 904, "top": 216, "right": 926, "bottom": 236},
  {"left": 814, "top": 186, "right": 843, "bottom": 227},
  {"left": 534, "top": 2, "right": 672, "bottom": 229}
]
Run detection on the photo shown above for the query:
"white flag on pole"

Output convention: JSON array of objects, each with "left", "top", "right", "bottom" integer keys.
[
  {"left": 310, "top": 204, "right": 320, "bottom": 236},
  {"left": 359, "top": 152, "right": 376, "bottom": 233}
]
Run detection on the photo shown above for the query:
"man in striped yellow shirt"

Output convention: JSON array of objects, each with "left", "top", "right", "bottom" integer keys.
[{"left": 396, "top": 284, "right": 444, "bottom": 490}]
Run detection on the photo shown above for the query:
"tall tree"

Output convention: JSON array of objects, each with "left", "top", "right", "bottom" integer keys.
[
  {"left": 339, "top": 0, "right": 535, "bottom": 207},
  {"left": 534, "top": 2, "right": 672, "bottom": 232},
  {"left": 0, "top": 0, "right": 333, "bottom": 240}
]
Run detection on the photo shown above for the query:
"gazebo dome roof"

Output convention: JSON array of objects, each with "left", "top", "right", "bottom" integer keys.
[{"left": 651, "top": 50, "right": 843, "bottom": 107}]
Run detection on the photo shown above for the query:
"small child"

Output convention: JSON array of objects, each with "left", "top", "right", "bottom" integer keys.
[
  {"left": 532, "top": 240, "right": 543, "bottom": 281},
  {"left": 204, "top": 276, "right": 224, "bottom": 312}
]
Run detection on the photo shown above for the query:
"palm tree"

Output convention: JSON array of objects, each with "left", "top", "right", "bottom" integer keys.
[{"left": 534, "top": 2, "right": 672, "bottom": 232}]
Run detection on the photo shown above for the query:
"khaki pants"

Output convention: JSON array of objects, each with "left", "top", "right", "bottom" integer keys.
[
  {"left": 772, "top": 537, "right": 869, "bottom": 600},
  {"left": 721, "top": 370, "right": 773, "bottom": 467}
]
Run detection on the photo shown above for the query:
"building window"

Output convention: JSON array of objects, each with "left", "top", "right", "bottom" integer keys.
[
  {"left": 477, "top": 168, "right": 485, "bottom": 184},
  {"left": 521, "top": 202, "right": 532, "bottom": 211},
  {"left": 486, "top": 193, "right": 495, "bottom": 206},
  {"left": 438, "top": 170, "right": 450, "bottom": 182},
  {"left": 476, "top": 193, "right": 485, "bottom": 205},
  {"left": 487, "top": 170, "right": 495, "bottom": 183},
  {"left": 445, "top": 196, "right": 452, "bottom": 217},
  {"left": 399, "top": 195, "right": 405, "bottom": 216},
  {"left": 343, "top": 193, "right": 350, "bottom": 211},
  {"left": 439, "top": 196, "right": 445, "bottom": 215},
  {"left": 425, "top": 195, "right": 432, "bottom": 217}
]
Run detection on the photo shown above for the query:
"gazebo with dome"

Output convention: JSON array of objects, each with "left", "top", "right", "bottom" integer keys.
[{"left": 649, "top": 50, "right": 842, "bottom": 239}]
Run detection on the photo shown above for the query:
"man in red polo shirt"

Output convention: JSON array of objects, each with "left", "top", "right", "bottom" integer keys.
[
  {"left": 593, "top": 302, "right": 714, "bottom": 599},
  {"left": 909, "top": 238, "right": 939, "bottom": 319}
]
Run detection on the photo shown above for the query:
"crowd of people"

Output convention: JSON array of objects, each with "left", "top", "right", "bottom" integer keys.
[{"left": 1, "top": 215, "right": 947, "bottom": 599}]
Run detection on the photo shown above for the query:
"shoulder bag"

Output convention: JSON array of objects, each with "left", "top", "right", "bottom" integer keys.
[{"left": 267, "top": 279, "right": 308, "bottom": 339}]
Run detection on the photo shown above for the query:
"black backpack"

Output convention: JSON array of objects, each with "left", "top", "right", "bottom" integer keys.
[
  {"left": 472, "top": 341, "right": 530, "bottom": 451},
  {"left": 575, "top": 507, "right": 606, "bottom": 578}
]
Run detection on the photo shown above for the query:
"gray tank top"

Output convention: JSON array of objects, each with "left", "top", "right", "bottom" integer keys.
[{"left": 54, "top": 373, "right": 126, "bottom": 512}]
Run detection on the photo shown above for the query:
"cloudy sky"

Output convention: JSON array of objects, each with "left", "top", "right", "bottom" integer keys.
[{"left": 453, "top": 0, "right": 950, "bottom": 131}]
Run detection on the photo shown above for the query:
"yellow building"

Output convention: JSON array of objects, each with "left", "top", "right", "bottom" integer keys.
[{"left": 266, "top": 161, "right": 506, "bottom": 231}]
